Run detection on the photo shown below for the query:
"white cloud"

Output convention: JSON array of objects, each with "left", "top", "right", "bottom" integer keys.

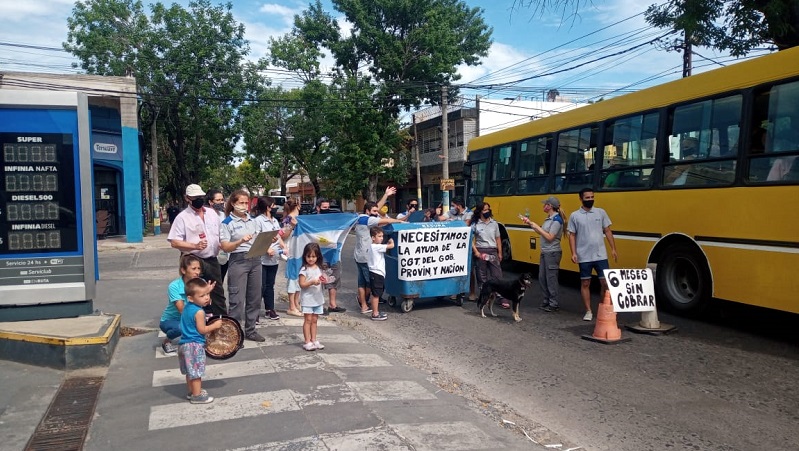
[{"left": 259, "top": 3, "right": 297, "bottom": 18}]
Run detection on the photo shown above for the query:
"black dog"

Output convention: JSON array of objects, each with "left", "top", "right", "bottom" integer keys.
[{"left": 477, "top": 273, "right": 534, "bottom": 322}]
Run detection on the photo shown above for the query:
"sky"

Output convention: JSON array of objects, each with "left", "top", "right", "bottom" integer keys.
[{"left": 0, "top": 0, "right": 771, "bottom": 108}]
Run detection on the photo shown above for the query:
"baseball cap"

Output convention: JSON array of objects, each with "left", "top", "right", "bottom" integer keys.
[
  {"left": 185, "top": 184, "right": 206, "bottom": 197},
  {"left": 541, "top": 196, "right": 560, "bottom": 209}
]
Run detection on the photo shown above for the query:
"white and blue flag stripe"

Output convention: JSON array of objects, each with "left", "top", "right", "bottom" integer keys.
[{"left": 287, "top": 213, "right": 357, "bottom": 279}]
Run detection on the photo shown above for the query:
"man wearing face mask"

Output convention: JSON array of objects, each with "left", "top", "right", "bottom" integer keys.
[
  {"left": 445, "top": 197, "right": 473, "bottom": 225},
  {"left": 567, "top": 188, "right": 618, "bottom": 322},
  {"left": 167, "top": 184, "right": 227, "bottom": 316},
  {"left": 206, "top": 189, "right": 229, "bottom": 282},
  {"left": 353, "top": 187, "right": 405, "bottom": 314},
  {"left": 396, "top": 198, "right": 419, "bottom": 221}
]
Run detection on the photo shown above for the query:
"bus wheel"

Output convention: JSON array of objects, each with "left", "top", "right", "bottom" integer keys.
[{"left": 655, "top": 244, "right": 711, "bottom": 314}]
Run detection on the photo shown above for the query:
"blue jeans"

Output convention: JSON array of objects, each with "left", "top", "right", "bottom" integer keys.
[{"left": 159, "top": 319, "right": 181, "bottom": 340}]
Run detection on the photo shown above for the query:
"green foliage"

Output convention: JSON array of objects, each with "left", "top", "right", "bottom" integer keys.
[
  {"left": 202, "top": 159, "right": 266, "bottom": 197},
  {"left": 262, "top": 0, "right": 491, "bottom": 200},
  {"left": 645, "top": 0, "right": 799, "bottom": 55},
  {"left": 64, "top": 0, "right": 262, "bottom": 193},
  {"left": 515, "top": 0, "right": 799, "bottom": 56}
]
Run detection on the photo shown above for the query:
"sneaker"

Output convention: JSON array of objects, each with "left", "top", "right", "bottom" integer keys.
[
  {"left": 189, "top": 392, "right": 214, "bottom": 404},
  {"left": 313, "top": 340, "right": 324, "bottom": 350},
  {"left": 322, "top": 308, "right": 329, "bottom": 316},
  {"left": 371, "top": 312, "right": 388, "bottom": 321},
  {"left": 162, "top": 341, "right": 177, "bottom": 355},
  {"left": 303, "top": 342, "right": 317, "bottom": 351},
  {"left": 246, "top": 332, "right": 266, "bottom": 342},
  {"left": 267, "top": 310, "right": 280, "bottom": 320},
  {"left": 583, "top": 311, "right": 593, "bottom": 321},
  {"left": 186, "top": 389, "right": 208, "bottom": 400},
  {"left": 255, "top": 317, "right": 261, "bottom": 325},
  {"left": 360, "top": 308, "right": 373, "bottom": 315},
  {"left": 328, "top": 306, "right": 346, "bottom": 313}
]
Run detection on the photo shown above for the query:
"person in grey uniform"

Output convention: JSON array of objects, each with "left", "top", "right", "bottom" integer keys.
[
  {"left": 521, "top": 196, "right": 565, "bottom": 312},
  {"left": 471, "top": 201, "right": 503, "bottom": 295},
  {"left": 220, "top": 189, "right": 264, "bottom": 342}
]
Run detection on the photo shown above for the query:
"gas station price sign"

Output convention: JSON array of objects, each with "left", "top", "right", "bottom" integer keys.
[{"left": 0, "top": 133, "right": 79, "bottom": 255}]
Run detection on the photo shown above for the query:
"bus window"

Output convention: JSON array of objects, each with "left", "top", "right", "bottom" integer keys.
[
  {"left": 600, "top": 112, "right": 658, "bottom": 189},
  {"left": 747, "top": 80, "right": 799, "bottom": 183},
  {"left": 488, "top": 143, "right": 516, "bottom": 195},
  {"left": 468, "top": 160, "right": 488, "bottom": 206},
  {"left": 554, "top": 125, "right": 597, "bottom": 192},
  {"left": 517, "top": 135, "right": 551, "bottom": 194},
  {"left": 663, "top": 95, "right": 741, "bottom": 187}
]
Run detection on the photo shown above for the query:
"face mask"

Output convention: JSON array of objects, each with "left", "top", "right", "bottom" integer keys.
[
  {"left": 449, "top": 207, "right": 458, "bottom": 216},
  {"left": 582, "top": 200, "right": 594, "bottom": 209},
  {"left": 270, "top": 207, "right": 278, "bottom": 216},
  {"left": 234, "top": 205, "right": 249, "bottom": 213},
  {"left": 482, "top": 210, "right": 492, "bottom": 219},
  {"left": 212, "top": 203, "right": 224, "bottom": 212},
  {"left": 370, "top": 213, "right": 379, "bottom": 217},
  {"left": 319, "top": 208, "right": 330, "bottom": 214},
  {"left": 190, "top": 198, "right": 205, "bottom": 209}
]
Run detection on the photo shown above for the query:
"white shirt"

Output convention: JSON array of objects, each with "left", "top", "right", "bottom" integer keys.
[
  {"left": 299, "top": 265, "right": 324, "bottom": 307},
  {"left": 368, "top": 243, "right": 388, "bottom": 276}
]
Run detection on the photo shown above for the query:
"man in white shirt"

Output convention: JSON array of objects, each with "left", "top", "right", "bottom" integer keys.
[{"left": 167, "top": 184, "right": 226, "bottom": 315}]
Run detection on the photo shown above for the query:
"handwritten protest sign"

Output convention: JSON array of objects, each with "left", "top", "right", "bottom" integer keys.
[
  {"left": 396, "top": 226, "right": 471, "bottom": 281},
  {"left": 603, "top": 268, "right": 657, "bottom": 312}
]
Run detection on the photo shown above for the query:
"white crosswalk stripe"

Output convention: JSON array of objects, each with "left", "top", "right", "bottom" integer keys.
[{"left": 143, "top": 312, "right": 524, "bottom": 450}]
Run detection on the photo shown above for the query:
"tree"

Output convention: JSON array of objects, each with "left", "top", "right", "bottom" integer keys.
[
  {"left": 64, "top": 0, "right": 262, "bottom": 192},
  {"left": 274, "top": 0, "right": 492, "bottom": 200},
  {"left": 513, "top": 0, "right": 799, "bottom": 56}
]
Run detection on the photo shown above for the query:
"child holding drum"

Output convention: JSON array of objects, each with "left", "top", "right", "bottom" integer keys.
[
  {"left": 159, "top": 254, "right": 203, "bottom": 355},
  {"left": 179, "top": 277, "right": 223, "bottom": 404}
]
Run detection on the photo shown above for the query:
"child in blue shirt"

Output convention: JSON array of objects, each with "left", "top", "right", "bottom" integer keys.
[
  {"left": 159, "top": 255, "right": 203, "bottom": 355},
  {"left": 179, "top": 277, "right": 222, "bottom": 404}
]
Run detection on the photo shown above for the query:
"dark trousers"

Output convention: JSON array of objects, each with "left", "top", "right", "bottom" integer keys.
[
  {"left": 200, "top": 256, "right": 227, "bottom": 316},
  {"left": 261, "top": 264, "right": 278, "bottom": 311}
]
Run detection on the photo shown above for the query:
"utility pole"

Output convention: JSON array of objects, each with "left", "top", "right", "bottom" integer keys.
[
  {"left": 413, "top": 113, "right": 422, "bottom": 208},
  {"left": 150, "top": 107, "right": 160, "bottom": 235},
  {"left": 441, "top": 85, "right": 450, "bottom": 210},
  {"left": 682, "top": 31, "right": 692, "bottom": 78}
]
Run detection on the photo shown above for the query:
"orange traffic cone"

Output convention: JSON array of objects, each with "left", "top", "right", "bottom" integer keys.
[{"left": 581, "top": 291, "right": 631, "bottom": 344}]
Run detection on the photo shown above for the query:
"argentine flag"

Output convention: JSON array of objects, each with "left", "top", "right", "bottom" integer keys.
[{"left": 287, "top": 213, "right": 358, "bottom": 280}]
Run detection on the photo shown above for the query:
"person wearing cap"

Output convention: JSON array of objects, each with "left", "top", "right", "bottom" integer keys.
[
  {"left": 521, "top": 196, "right": 566, "bottom": 312},
  {"left": 567, "top": 188, "right": 618, "bottom": 321},
  {"left": 167, "top": 184, "right": 226, "bottom": 316}
]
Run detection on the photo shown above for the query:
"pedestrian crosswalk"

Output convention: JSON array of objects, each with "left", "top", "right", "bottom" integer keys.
[{"left": 140, "top": 314, "right": 532, "bottom": 450}]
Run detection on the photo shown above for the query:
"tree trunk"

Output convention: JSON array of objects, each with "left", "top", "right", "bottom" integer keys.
[{"left": 367, "top": 175, "right": 379, "bottom": 203}]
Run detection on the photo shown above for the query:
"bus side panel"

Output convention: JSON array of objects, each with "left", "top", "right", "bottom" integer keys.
[{"left": 703, "top": 245, "right": 799, "bottom": 314}]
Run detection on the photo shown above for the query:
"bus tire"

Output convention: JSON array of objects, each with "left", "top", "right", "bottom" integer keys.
[
  {"left": 655, "top": 243, "right": 711, "bottom": 314},
  {"left": 501, "top": 236, "right": 512, "bottom": 262}
]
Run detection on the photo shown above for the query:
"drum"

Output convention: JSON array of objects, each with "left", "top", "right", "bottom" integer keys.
[{"left": 205, "top": 316, "right": 244, "bottom": 360}]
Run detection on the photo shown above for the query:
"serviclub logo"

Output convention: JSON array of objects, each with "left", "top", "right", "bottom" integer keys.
[{"left": 94, "top": 143, "right": 118, "bottom": 154}]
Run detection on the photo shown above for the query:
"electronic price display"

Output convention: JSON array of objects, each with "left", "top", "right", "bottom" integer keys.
[
  {"left": 0, "top": 90, "right": 95, "bottom": 315},
  {"left": 1, "top": 133, "right": 79, "bottom": 255}
]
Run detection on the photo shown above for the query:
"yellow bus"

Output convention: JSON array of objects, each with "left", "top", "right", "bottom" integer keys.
[{"left": 465, "top": 47, "right": 799, "bottom": 314}]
